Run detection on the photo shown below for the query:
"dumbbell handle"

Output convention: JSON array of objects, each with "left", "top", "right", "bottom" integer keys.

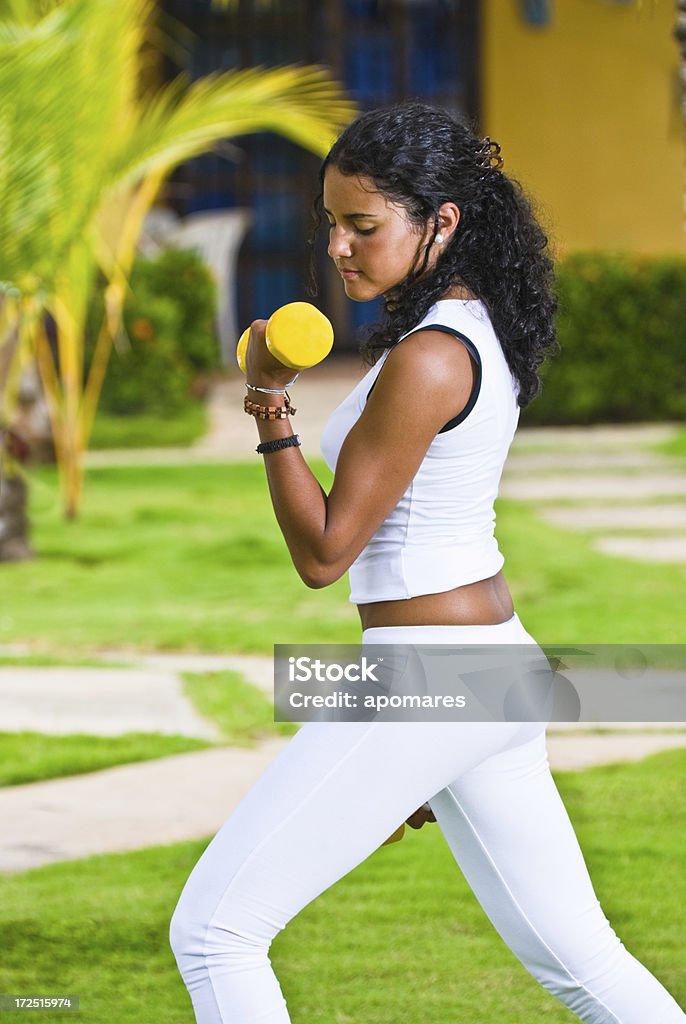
[{"left": 236, "top": 301, "right": 334, "bottom": 374}]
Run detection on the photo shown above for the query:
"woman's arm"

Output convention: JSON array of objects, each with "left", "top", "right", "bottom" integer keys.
[{"left": 245, "top": 321, "right": 476, "bottom": 588}]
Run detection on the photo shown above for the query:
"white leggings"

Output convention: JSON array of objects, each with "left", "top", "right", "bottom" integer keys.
[{"left": 169, "top": 614, "right": 685, "bottom": 1023}]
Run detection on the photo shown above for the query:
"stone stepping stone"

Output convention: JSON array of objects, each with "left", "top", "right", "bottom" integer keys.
[
  {"left": 511, "top": 424, "right": 679, "bottom": 450},
  {"left": 543, "top": 732, "right": 686, "bottom": 771},
  {"left": 127, "top": 651, "right": 274, "bottom": 695},
  {"left": 541, "top": 505, "right": 686, "bottom": 530},
  {"left": 595, "top": 536, "right": 686, "bottom": 563},
  {"left": 500, "top": 475, "right": 686, "bottom": 501},
  {"left": 505, "top": 452, "right": 674, "bottom": 472},
  {"left": 0, "top": 667, "right": 223, "bottom": 739}
]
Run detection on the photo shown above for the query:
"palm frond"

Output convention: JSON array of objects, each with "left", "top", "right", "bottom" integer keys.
[{"left": 110, "top": 65, "right": 354, "bottom": 189}]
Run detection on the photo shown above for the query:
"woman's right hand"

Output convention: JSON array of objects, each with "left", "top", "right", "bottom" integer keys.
[{"left": 244, "top": 319, "right": 300, "bottom": 390}]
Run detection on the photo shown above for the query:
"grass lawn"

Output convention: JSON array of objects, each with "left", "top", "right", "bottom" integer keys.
[
  {"left": 0, "top": 671, "right": 295, "bottom": 787},
  {"left": 0, "top": 731, "right": 212, "bottom": 788},
  {"left": 182, "top": 670, "right": 297, "bottom": 747},
  {"left": 2, "top": 460, "right": 685, "bottom": 655},
  {"left": 89, "top": 404, "right": 208, "bottom": 450},
  {"left": 0, "top": 654, "right": 135, "bottom": 668},
  {"left": 0, "top": 749, "right": 683, "bottom": 1024}
]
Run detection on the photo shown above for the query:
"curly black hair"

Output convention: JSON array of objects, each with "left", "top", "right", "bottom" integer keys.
[{"left": 310, "top": 102, "right": 559, "bottom": 407}]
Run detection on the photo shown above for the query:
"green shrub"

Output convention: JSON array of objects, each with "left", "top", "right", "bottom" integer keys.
[
  {"left": 93, "top": 248, "right": 218, "bottom": 417},
  {"left": 521, "top": 253, "right": 686, "bottom": 425},
  {"left": 103, "top": 294, "right": 193, "bottom": 416},
  {"left": 128, "top": 247, "right": 218, "bottom": 372}
]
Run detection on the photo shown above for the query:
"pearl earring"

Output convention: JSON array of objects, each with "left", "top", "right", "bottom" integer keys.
[{"left": 435, "top": 233, "right": 444, "bottom": 244}]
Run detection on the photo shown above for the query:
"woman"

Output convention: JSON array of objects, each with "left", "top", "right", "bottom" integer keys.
[{"left": 170, "top": 103, "right": 684, "bottom": 1023}]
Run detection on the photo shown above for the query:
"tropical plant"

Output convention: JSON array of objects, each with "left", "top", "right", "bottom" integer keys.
[{"left": 0, "top": 0, "right": 354, "bottom": 523}]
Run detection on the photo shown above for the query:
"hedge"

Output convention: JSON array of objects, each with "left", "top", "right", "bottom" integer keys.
[
  {"left": 93, "top": 250, "right": 684, "bottom": 424},
  {"left": 521, "top": 252, "right": 686, "bottom": 425},
  {"left": 93, "top": 247, "right": 218, "bottom": 417}
]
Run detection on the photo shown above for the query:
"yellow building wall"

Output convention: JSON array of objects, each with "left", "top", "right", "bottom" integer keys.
[{"left": 481, "top": 0, "right": 684, "bottom": 255}]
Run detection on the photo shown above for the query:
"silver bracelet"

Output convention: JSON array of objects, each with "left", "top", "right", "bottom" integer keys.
[{"left": 246, "top": 375, "right": 299, "bottom": 395}]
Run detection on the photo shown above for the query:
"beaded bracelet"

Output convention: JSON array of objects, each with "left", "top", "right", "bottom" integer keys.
[
  {"left": 256, "top": 434, "right": 301, "bottom": 455},
  {"left": 243, "top": 393, "right": 296, "bottom": 420}
]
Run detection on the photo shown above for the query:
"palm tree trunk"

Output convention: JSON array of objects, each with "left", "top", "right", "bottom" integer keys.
[
  {"left": 0, "top": 469, "right": 33, "bottom": 562},
  {"left": 0, "top": 325, "right": 53, "bottom": 563},
  {"left": 0, "top": 421, "right": 34, "bottom": 564},
  {"left": 0, "top": 305, "right": 33, "bottom": 562}
]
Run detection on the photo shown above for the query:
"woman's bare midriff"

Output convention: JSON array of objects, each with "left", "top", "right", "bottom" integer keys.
[{"left": 357, "top": 570, "right": 515, "bottom": 631}]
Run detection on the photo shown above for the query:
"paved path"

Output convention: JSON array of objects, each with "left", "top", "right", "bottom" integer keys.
[
  {"left": 0, "top": 741, "right": 286, "bottom": 874},
  {"left": 0, "top": 653, "right": 275, "bottom": 735},
  {"left": 0, "top": 665, "right": 224, "bottom": 739}
]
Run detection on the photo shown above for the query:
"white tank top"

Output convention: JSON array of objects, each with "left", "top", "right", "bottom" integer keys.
[{"left": 320, "top": 299, "right": 520, "bottom": 604}]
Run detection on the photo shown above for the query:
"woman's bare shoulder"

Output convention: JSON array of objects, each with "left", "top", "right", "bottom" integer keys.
[{"left": 368, "top": 328, "right": 476, "bottom": 419}]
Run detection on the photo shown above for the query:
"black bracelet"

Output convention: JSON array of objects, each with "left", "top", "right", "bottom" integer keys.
[{"left": 256, "top": 434, "right": 301, "bottom": 455}]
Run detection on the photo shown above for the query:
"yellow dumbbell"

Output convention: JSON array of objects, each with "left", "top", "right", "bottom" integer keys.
[{"left": 236, "top": 301, "right": 334, "bottom": 374}]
